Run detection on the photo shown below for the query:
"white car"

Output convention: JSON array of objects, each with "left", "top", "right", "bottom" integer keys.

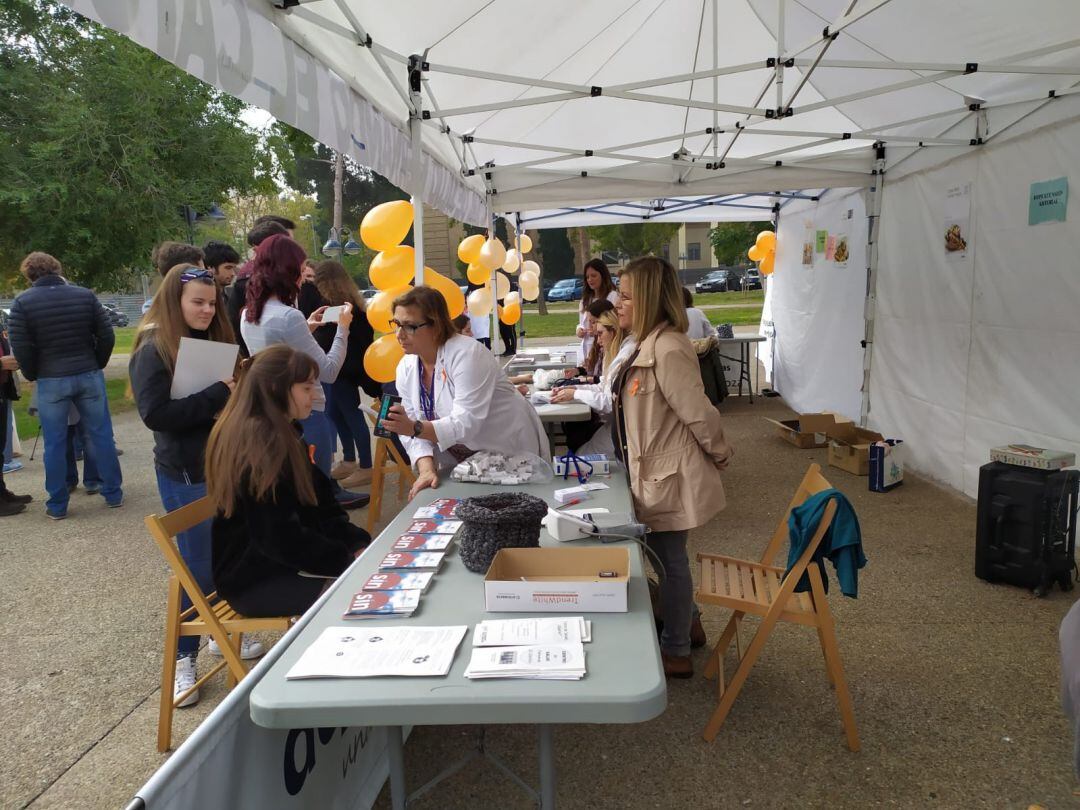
[{"left": 142, "top": 299, "right": 153, "bottom": 315}]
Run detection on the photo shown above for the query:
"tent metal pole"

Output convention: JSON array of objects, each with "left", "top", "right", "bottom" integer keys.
[
  {"left": 860, "top": 145, "right": 887, "bottom": 427},
  {"left": 515, "top": 213, "right": 525, "bottom": 350},
  {"left": 775, "top": 0, "right": 785, "bottom": 112},
  {"left": 781, "top": 0, "right": 895, "bottom": 60},
  {"left": 429, "top": 92, "right": 588, "bottom": 118},
  {"left": 604, "top": 62, "right": 765, "bottom": 93},
  {"left": 797, "top": 58, "right": 1080, "bottom": 75},
  {"left": 408, "top": 56, "right": 426, "bottom": 285}
]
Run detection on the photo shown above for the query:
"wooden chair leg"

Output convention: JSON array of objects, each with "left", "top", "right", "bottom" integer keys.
[
  {"left": 367, "top": 441, "right": 388, "bottom": 534},
  {"left": 703, "top": 605, "right": 785, "bottom": 742},
  {"left": 158, "top": 577, "right": 182, "bottom": 752},
  {"left": 703, "top": 610, "right": 743, "bottom": 681},
  {"left": 810, "top": 572, "right": 860, "bottom": 752},
  {"left": 225, "top": 633, "right": 242, "bottom": 689}
]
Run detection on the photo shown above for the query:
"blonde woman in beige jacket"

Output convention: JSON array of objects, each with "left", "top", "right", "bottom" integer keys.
[{"left": 611, "top": 257, "right": 733, "bottom": 678}]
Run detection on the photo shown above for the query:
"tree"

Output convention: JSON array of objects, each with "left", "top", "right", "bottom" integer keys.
[
  {"left": 0, "top": 0, "right": 274, "bottom": 291},
  {"left": 537, "top": 229, "right": 575, "bottom": 281},
  {"left": 708, "top": 221, "right": 773, "bottom": 268},
  {"left": 584, "top": 223, "right": 681, "bottom": 260}
]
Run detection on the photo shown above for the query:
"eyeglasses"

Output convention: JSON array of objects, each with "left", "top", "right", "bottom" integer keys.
[
  {"left": 390, "top": 319, "right": 433, "bottom": 335},
  {"left": 179, "top": 267, "right": 215, "bottom": 284}
]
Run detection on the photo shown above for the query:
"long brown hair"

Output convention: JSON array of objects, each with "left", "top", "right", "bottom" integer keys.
[
  {"left": 582, "top": 298, "right": 616, "bottom": 375},
  {"left": 205, "top": 345, "right": 319, "bottom": 516},
  {"left": 581, "top": 257, "right": 614, "bottom": 308},
  {"left": 313, "top": 260, "right": 366, "bottom": 311},
  {"left": 133, "top": 264, "right": 235, "bottom": 372},
  {"left": 619, "top": 256, "right": 689, "bottom": 339},
  {"left": 596, "top": 309, "right": 627, "bottom": 375}
]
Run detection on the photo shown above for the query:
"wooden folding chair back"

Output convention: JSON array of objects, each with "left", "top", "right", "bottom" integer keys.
[
  {"left": 696, "top": 463, "right": 860, "bottom": 751},
  {"left": 146, "top": 497, "right": 293, "bottom": 751},
  {"left": 365, "top": 405, "right": 415, "bottom": 533}
]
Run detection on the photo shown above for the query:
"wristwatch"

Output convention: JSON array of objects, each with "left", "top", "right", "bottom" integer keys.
[{"left": 412, "top": 420, "right": 424, "bottom": 437}]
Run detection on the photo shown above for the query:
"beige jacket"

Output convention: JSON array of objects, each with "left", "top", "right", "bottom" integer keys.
[{"left": 613, "top": 325, "right": 732, "bottom": 532}]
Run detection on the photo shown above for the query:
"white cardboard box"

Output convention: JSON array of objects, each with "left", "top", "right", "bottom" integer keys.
[{"left": 484, "top": 547, "right": 629, "bottom": 613}]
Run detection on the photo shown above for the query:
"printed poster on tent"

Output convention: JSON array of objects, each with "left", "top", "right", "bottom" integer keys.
[
  {"left": 802, "top": 224, "right": 815, "bottom": 267},
  {"left": 943, "top": 182, "right": 972, "bottom": 260}
]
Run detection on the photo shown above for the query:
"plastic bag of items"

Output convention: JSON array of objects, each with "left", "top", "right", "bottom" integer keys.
[
  {"left": 532, "top": 368, "right": 564, "bottom": 391},
  {"left": 451, "top": 451, "right": 554, "bottom": 485}
]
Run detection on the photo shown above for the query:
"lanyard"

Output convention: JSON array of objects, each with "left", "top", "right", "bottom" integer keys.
[{"left": 418, "top": 360, "right": 437, "bottom": 421}]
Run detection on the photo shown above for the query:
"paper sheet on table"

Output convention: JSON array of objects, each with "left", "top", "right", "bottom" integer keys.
[
  {"left": 464, "top": 642, "right": 586, "bottom": 680},
  {"left": 286, "top": 625, "right": 468, "bottom": 679},
  {"left": 473, "top": 617, "right": 591, "bottom": 647},
  {"left": 170, "top": 337, "right": 238, "bottom": 399}
]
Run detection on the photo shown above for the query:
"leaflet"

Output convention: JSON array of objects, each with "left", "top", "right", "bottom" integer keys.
[
  {"left": 286, "top": 625, "right": 468, "bottom": 679},
  {"left": 378, "top": 551, "right": 446, "bottom": 571},
  {"left": 463, "top": 642, "right": 586, "bottom": 680},
  {"left": 473, "top": 617, "right": 591, "bottom": 647},
  {"left": 342, "top": 590, "right": 420, "bottom": 619},
  {"left": 361, "top": 571, "right": 435, "bottom": 592},
  {"left": 412, "top": 498, "right": 461, "bottom": 519},
  {"left": 391, "top": 534, "right": 453, "bottom": 552},
  {"left": 404, "top": 519, "right": 463, "bottom": 535}
]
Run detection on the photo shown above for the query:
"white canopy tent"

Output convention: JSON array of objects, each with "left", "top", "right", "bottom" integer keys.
[{"left": 65, "top": 0, "right": 1080, "bottom": 498}]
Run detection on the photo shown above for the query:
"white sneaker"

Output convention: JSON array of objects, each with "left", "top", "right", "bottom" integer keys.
[
  {"left": 174, "top": 656, "right": 200, "bottom": 708},
  {"left": 207, "top": 636, "right": 266, "bottom": 660}
]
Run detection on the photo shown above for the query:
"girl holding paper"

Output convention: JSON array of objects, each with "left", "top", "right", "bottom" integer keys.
[
  {"left": 130, "top": 264, "right": 262, "bottom": 708},
  {"left": 206, "top": 346, "right": 369, "bottom": 617},
  {"left": 381, "top": 286, "right": 549, "bottom": 499}
]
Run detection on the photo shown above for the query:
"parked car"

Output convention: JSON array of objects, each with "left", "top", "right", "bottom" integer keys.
[
  {"left": 744, "top": 269, "right": 762, "bottom": 290},
  {"left": 546, "top": 278, "right": 584, "bottom": 302},
  {"left": 102, "top": 303, "right": 129, "bottom": 327},
  {"left": 141, "top": 299, "right": 154, "bottom": 315},
  {"left": 695, "top": 270, "right": 741, "bottom": 293}
]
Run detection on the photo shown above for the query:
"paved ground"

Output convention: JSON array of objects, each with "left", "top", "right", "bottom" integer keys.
[{"left": 2, "top": 362, "right": 1076, "bottom": 809}]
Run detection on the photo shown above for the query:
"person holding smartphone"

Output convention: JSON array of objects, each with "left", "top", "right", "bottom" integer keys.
[{"left": 380, "top": 286, "right": 548, "bottom": 499}]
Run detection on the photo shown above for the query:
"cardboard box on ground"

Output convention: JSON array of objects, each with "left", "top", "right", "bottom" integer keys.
[
  {"left": 764, "top": 412, "right": 853, "bottom": 449},
  {"left": 827, "top": 424, "right": 886, "bottom": 476}
]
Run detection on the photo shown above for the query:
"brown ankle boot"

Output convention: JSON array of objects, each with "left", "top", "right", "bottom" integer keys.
[
  {"left": 662, "top": 652, "right": 693, "bottom": 679},
  {"left": 690, "top": 615, "right": 707, "bottom": 649}
]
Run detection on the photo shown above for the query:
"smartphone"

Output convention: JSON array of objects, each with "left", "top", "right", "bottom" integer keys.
[
  {"left": 321, "top": 305, "right": 344, "bottom": 323},
  {"left": 373, "top": 395, "right": 401, "bottom": 438}
]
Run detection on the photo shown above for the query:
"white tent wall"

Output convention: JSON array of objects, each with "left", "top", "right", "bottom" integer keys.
[
  {"left": 760, "top": 188, "right": 867, "bottom": 420},
  {"left": 870, "top": 115, "right": 1080, "bottom": 498}
]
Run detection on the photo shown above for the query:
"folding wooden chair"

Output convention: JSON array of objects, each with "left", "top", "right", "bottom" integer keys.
[
  {"left": 365, "top": 406, "right": 415, "bottom": 533},
  {"left": 696, "top": 463, "right": 860, "bottom": 751},
  {"left": 146, "top": 497, "right": 294, "bottom": 751}
]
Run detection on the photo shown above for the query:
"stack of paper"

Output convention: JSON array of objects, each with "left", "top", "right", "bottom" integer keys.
[
  {"left": 412, "top": 499, "right": 461, "bottom": 519},
  {"left": 404, "top": 518, "right": 463, "bottom": 536},
  {"left": 361, "top": 571, "right": 435, "bottom": 593},
  {"left": 342, "top": 590, "right": 420, "bottom": 619},
  {"left": 464, "top": 616, "right": 591, "bottom": 680},
  {"left": 391, "top": 534, "right": 452, "bottom": 552},
  {"left": 464, "top": 643, "right": 586, "bottom": 680},
  {"left": 286, "top": 625, "right": 468, "bottom": 679},
  {"left": 378, "top": 551, "right": 446, "bottom": 571}
]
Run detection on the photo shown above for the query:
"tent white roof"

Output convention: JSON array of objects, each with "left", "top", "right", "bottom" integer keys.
[{"left": 67, "top": 1, "right": 1080, "bottom": 226}]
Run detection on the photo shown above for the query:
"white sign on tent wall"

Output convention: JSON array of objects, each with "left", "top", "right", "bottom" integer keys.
[
  {"left": 944, "top": 183, "right": 972, "bottom": 260},
  {"left": 802, "top": 224, "right": 815, "bottom": 266}
]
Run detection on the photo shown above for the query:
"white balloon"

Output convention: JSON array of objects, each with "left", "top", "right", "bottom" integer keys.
[
  {"left": 517, "top": 234, "right": 533, "bottom": 253},
  {"left": 521, "top": 284, "right": 540, "bottom": 301},
  {"left": 495, "top": 272, "right": 510, "bottom": 299},
  {"left": 502, "top": 248, "right": 521, "bottom": 274},
  {"left": 467, "top": 287, "right": 492, "bottom": 317},
  {"left": 519, "top": 269, "right": 539, "bottom": 287},
  {"left": 504, "top": 291, "right": 521, "bottom": 308},
  {"left": 478, "top": 238, "right": 507, "bottom": 271},
  {"left": 521, "top": 259, "right": 540, "bottom": 276}
]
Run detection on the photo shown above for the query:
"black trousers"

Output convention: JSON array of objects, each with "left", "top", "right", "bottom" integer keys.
[
  {"left": 0, "top": 399, "right": 6, "bottom": 492},
  {"left": 498, "top": 321, "right": 517, "bottom": 355},
  {"left": 228, "top": 574, "right": 327, "bottom": 618}
]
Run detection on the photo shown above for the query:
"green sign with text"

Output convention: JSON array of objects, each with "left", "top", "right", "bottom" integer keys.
[{"left": 1029, "top": 177, "right": 1068, "bottom": 225}]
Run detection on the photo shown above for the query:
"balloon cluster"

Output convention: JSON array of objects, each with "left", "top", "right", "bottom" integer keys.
[
  {"left": 458, "top": 230, "right": 539, "bottom": 326},
  {"left": 357, "top": 201, "right": 468, "bottom": 382},
  {"left": 747, "top": 230, "right": 777, "bottom": 275}
]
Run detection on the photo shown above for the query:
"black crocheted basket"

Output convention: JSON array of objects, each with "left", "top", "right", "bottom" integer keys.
[{"left": 456, "top": 492, "right": 549, "bottom": 573}]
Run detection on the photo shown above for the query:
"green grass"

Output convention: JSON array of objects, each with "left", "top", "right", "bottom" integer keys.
[
  {"left": 113, "top": 327, "right": 137, "bottom": 355},
  {"left": 516, "top": 302, "right": 762, "bottom": 338},
  {"left": 523, "top": 288, "right": 763, "bottom": 312},
  {"left": 10, "top": 377, "right": 135, "bottom": 440}
]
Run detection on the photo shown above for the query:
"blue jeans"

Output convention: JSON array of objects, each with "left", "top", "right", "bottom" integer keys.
[
  {"left": 328, "top": 379, "right": 372, "bottom": 468},
  {"left": 645, "top": 529, "right": 698, "bottom": 657},
  {"left": 156, "top": 469, "right": 212, "bottom": 657},
  {"left": 66, "top": 422, "right": 102, "bottom": 489},
  {"left": 37, "top": 372, "right": 122, "bottom": 514}
]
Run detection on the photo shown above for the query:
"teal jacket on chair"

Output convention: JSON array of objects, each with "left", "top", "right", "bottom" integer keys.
[{"left": 785, "top": 489, "right": 866, "bottom": 597}]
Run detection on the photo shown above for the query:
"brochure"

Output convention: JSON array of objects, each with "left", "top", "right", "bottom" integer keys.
[
  {"left": 378, "top": 551, "right": 446, "bottom": 571},
  {"left": 463, "top": 642, "right": 586, "bottom": 680},
  {"left": 343, "top": 590, "right": 421, "bottom": 619},
  {"left": 287, "top": 625, "right": 468, "bottom": 679},
  {"left": 412, "top": 498, "right": 461, "bottom": 519},
  {"left": 391, "top": 534, "right": 453, "bottom": 552},
  {"left": 361, "top": 571, "right": 435, "bottom": 592},
  {"left": 473, "top": 617, "right": 591, "bottom": 647},
  {"left": 404, "top": 519, "right": 463, "bottom": 535}
]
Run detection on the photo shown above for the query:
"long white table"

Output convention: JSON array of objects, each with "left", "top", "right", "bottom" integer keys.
[{"left": 249, "top": 478, "right": 665, "bottom": 809}]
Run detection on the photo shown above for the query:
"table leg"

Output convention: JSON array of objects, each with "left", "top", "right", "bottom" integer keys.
[
  {"left": 387, "top": 725, "right": 407, "bottom": 810},
  {"left": 744, "top": 343, "right": 754, "bottom": 403},
  {"left": 538, "top": 725, "right": 556, "bottom": 809}
]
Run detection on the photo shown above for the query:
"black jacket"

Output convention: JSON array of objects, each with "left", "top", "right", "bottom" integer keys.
[
  {"left": 211, "top": 429, "right": 370, "bottom": 602},
  {"left": 8, "top": 275, "right": 114, "bottom": 381},
  {"left": 129, "top": 335, "right": 231, "bottom": 483},
  {"left": 0, "top": 332, "right": 18, "bottom": 401},
  {"left": 226, "top": 266, "right": 252, "bottom": 358},
  {"left": 304, "top": 286, "right": 382, "bottom": 399}
]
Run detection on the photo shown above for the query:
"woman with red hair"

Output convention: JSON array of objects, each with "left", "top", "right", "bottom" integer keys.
[{"left": 240, "top": 234, "right": 367, "bottom": 508}]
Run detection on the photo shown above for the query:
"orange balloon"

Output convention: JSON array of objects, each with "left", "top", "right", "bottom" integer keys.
[
  {"left": 363, "top": 334, "right": 405, "bottom": 383},
  {"left": 367, "top": 285, "right": 409, "bottom": 333},
  {"left": 360, "top": 200, "right": 413, "bottom": 251},
  {"left": 423, "top": 270, "right": 466, "bottom": 319},
  {"left": 760, "top": 252, "right": 775, "bottom": 275},
  {"left": 755, "top": 230, "right": 776, "bottom": 252},
  {"left": 466, "top": 262, "right": 490, "bottom": 286},
  {"left": 499, "top": 303, "right": 522, "bottom": 325},
  {"left": 457, "top": 234, "right": 485, "bottom": 264},
  {"left": 369, "top": 245, "right": 415, "bottom": 290},
  {"left": 747, "top": 244, "right": 764, "bottom": 262}
]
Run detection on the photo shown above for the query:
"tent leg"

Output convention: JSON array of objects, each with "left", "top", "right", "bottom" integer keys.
[
  {"left": 515, "top": 212, "right": 525, "bottom": 350},
  {"left": 860, "top": 144, "right": 887, "bottom": 427},
  {"left": 408, "top": 56, "right": 426, "bottom": 285}
]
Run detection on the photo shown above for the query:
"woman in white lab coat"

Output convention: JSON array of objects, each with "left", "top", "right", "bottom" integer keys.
[
  {"left": 382, "top": 286, "right": 549, "bottom": 498},
  {"left": 577, "top": 258, "right": 620, "bottom": 364}
]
